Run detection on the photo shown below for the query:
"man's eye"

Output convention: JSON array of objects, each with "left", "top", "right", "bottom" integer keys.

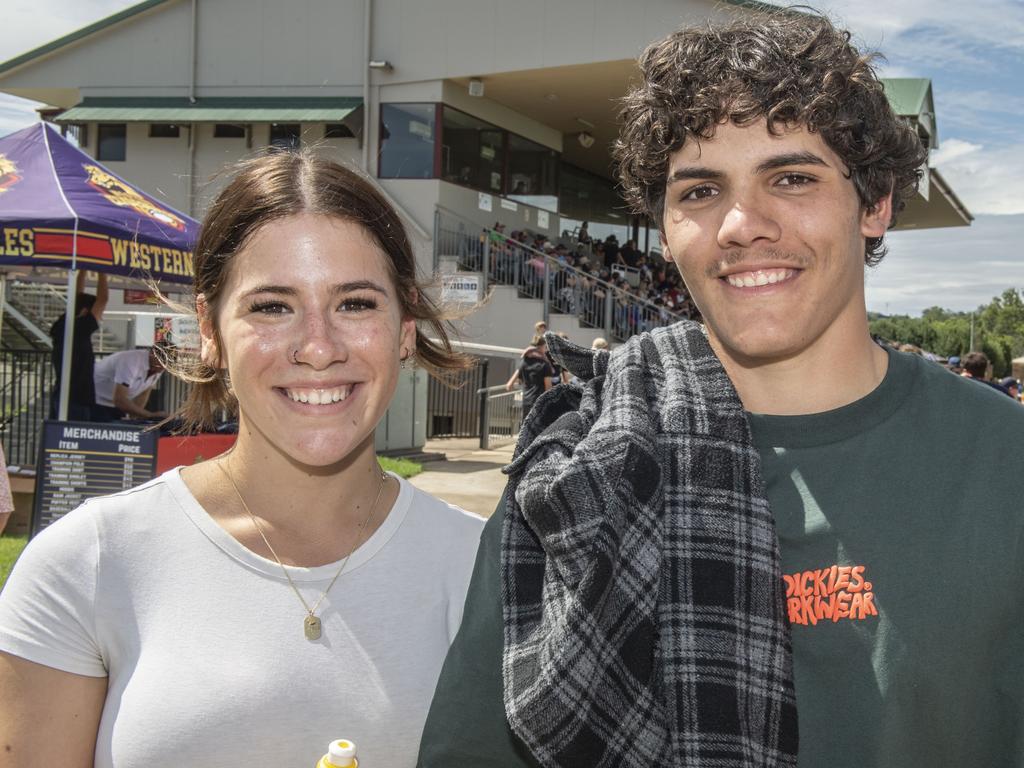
[
  {"left": 681, "top": 185, "right": 718, "bottom": 201},
  {"left": 248, "top": 300, "right": 289, "bottom": 314},
  {"left": 777, "top": 173, "right": 814, "bottom": 187}
]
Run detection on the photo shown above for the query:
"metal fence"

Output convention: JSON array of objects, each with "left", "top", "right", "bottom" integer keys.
[
  {"left": 426, "top": 361, "right": 489, "bottom": 439},
  {"left": 434, "top": 207, "right": 686, "bottom": 342},
  {"left": 0, "top": 349, "right": 53, "bottom": 466}
]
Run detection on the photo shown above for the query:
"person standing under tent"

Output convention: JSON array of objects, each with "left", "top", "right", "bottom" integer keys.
[{"left": 48, "top": 271, "right": 108, "bottom": 421}]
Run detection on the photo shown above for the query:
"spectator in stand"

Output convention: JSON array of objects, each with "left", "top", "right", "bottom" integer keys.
[
  {"left": 534, "top": 321, "right": 547, "bottom": 336},
  {"left": 49, "top": 271, "right": 109, "bottom": 421},
  {"left": 591, "top": 337, "right": 609, "bottom": 350},
  {"left": 603, "top": 234, "right": 619, "bottom": 264},
  {"left": 619, "top": 239, "right": 639, "bottom": 268},
  {"left": 506, "top": 335, "right": 555, "bottom": 417},
  {"left": 962, "top": 352, "right": 1011, "bottom": 396},
  {"left": 593, "top": 241, "right": 606, "bottom": 268},
  {"left": 577, "top": 221, "right": 592, "bottom": 245}
]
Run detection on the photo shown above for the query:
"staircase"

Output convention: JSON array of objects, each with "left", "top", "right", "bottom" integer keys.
[{"left": 2, "top": 280, "right": 123, "bottom": 352}]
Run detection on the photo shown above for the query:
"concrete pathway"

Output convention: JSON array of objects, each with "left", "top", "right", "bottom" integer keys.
[{"left": 408, "top": 437, "right": 515, "bottom": 518}]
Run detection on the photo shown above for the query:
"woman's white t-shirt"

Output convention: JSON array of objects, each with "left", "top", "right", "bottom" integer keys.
[{"left": 0, "top": 469, "right": 484, "bottom": 767}]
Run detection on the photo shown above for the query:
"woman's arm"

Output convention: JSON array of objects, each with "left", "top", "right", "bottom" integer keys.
[{"left": 0, "top": 652, "right": 107, "bottom": 767}]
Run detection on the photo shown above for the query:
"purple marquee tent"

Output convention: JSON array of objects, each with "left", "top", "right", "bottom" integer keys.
[{"left": 0, "top": 122, "right": 199, "bottom": 418}]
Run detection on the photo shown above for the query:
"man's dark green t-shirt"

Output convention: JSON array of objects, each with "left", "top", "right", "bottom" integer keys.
[{"left": 418, "top": 349, "right": 1024, "bottom": 767}]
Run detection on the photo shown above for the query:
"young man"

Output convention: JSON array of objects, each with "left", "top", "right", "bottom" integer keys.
[{"left": 418, "top": 11, "right": 1024, "bottom": 768}]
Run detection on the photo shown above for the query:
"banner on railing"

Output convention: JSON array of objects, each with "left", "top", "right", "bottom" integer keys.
[{"left": 442, "top": 273, "right": 483, "bottom": 304}]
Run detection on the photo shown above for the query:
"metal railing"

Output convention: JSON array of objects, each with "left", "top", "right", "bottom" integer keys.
[
  {"left": 478, "top": 384, "right": 522, "bottom": 450},
  {"left": 433, "top": 206, "right": 686, "bottom": 342}
]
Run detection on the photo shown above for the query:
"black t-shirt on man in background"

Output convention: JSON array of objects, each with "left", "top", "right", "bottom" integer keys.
[
  {"left": 517, "top": 356, "right": 554, "bottom": 416},
  {"left": 49, "top": 312, "right": 100, "bottom": 414}
]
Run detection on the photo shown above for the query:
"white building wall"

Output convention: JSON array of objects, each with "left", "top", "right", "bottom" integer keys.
[
  {"left": 195, "top": 0, "right": 364, "bottom": 95},
  {"left": 4, "top": 1, "right": 193, "bottom": 99},
  {"left": 371, "top": 0, "right": 727, "bottom": 79}
]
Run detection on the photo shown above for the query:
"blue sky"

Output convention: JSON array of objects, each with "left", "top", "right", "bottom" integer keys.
[{"left": 0, "top": 0, "right": 1021, "bottom": 316}]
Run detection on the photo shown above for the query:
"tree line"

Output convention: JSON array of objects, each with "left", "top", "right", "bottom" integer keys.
[{"left": 869, "top": 288, "right": 1024, "bottom": 378}]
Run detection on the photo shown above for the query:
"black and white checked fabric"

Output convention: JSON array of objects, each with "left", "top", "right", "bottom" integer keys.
[{"left": 501, "top": 322, "right": 798, "bottom": 767}]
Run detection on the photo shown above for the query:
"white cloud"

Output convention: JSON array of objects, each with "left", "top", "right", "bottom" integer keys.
[
  {"left": 867, "top": 214, "right": 1024, "bottom": 315},
  {"left": 931, "top": 139, "right": 1024, "bottom": 215},
  {"left": 0, "top": 93, "right": 43, "bottom": 138}
]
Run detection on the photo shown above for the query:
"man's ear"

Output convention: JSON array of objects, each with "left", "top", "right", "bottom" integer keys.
[
  {"left": 861, "top": 192, "right": 893, "bottom": 240},
  {"left": 196, "top": 294, "right": 222, "bottom": 369}
]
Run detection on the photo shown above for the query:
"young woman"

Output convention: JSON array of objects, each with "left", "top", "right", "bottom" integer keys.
[{"left": 0, "top": 152, "right": 484, "bottom": 767}]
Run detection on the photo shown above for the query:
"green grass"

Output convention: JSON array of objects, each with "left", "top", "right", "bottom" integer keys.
[
  {"left": 0, "top": 460, "right": 421, "bottom": 590},
  {"left": 0, "top": 535, "right": 28, "bottom": 591},
  {"left": 378, "top": 456, "right": 423, "bottom": 478}
]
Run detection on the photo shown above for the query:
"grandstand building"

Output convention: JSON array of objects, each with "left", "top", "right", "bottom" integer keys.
[{"left": 0, "top": 0, "right": 972, "bottom": 451}]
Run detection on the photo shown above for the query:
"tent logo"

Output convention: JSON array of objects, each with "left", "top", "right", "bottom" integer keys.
[
  {"left": 0, "top": 154, "right": 22, "bottom": 194},
  {"left": 83, "top": 164, "right": 185, "bottom": 231}
]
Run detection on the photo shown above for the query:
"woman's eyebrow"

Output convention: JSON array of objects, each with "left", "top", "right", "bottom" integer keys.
[{"left": 240, "top": 280, "right": 389, "bottom": 300}]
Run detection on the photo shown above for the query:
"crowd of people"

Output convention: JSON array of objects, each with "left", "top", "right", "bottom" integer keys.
[
  {"left": 891, "top": 341, "right": 1022, "bottom": 401},
  {"left": 481, "top": 222, "right": 701, "bottom": 339}
]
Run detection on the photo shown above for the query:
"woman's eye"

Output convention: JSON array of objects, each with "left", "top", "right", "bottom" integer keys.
[
  {"left": 249, "top": 300, "right": 290, "bottom": 314},
  {"left": 681, "top": 185, "right": 718, "bottom": 201},
  {"left": 339, "top": 297, "right": 378, "bottom": 312}
]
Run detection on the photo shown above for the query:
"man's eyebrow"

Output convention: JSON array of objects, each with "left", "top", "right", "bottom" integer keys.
[
  {"left": 666, "top": 166, "right": 723, "bottom": 185},
  {"left": 241, "top": 280, "right": 389, "bottom": 299},
  {"left": 755, "top": 151, "right": 830, "bottom": 174}
]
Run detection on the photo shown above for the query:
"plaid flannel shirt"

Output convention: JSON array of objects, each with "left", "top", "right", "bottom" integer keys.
[{"left": 501, "top": 322, "right": 798, "bottom": 767}]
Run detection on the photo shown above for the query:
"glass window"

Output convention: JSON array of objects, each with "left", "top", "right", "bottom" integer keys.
[
  {"left": 149, "top": 124, "right": 180, "bottom": 138},
  {"left": 61, "top": 124, "right": 88, "bottom": 149},
  {"left": 214, "top": 124, "right": 246, "bottom": 138},
  {"left": 324, "top": 123, "right": 355, "bottom": 139},
  {"left": 507, "top": 134, "right": 559, "bottom": 211},
  {"left": 559, "top": 162, "right": 631, "bottom": 242},
  {"left": 441, "top": 107, "right": 503, "bottom": 192},
  {"left": 269, "top": 123, "right": 301, "bottom": 151},
  {"left": 97, "top": 124, "right": 126, "bottom": 161},
  {"left": 379, "top": 104, "right": 436, "bottom": 179}
]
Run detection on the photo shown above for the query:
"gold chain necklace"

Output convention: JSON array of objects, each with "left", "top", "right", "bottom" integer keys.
[{"left": 217, "top": 460, "right": 388, "bottom": 641}]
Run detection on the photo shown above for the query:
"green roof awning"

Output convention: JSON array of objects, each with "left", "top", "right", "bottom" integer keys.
[
  {"left": 882, "top": 78, "right": 931, "bottom": 117},
  {"left": 55, "top": 97, "right": 362, "bottom": 123},
  {"left": 882, "top": 78, "right": 936, "bottom": 147}
]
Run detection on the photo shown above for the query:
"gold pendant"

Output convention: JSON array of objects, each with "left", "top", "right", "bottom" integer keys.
[{"left": 304, "top": 615, "right": 322, "bottom": 640}]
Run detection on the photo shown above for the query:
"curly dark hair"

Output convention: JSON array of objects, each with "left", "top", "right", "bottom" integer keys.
[{"left": 614, "top": 9, "right": 928, "bottom": 266}]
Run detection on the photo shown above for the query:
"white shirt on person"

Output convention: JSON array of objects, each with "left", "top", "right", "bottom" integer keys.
[
  {"left": 0, "top": 469, "right": 484, "bottom": 767},
  {"left": 93, "top": 348, "right": 162, "bottom": 408}
]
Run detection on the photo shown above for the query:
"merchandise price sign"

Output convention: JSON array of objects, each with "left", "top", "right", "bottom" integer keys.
[{"left": 31, "top": 421, "right": 158, "bottom": 536}]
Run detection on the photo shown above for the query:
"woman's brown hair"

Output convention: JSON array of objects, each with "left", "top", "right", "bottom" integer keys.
[{"left": 177, "top": 149, "right": 470, "bottom": 431}]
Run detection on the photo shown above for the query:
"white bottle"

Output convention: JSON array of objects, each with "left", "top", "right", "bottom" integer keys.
[{"left": 316, "top": 739, "right": 358, "bottom": 768}]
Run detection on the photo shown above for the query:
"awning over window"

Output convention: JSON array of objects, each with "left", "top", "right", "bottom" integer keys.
[{"left": 55, "top": 97, "right": 362, "bottom": 123}]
